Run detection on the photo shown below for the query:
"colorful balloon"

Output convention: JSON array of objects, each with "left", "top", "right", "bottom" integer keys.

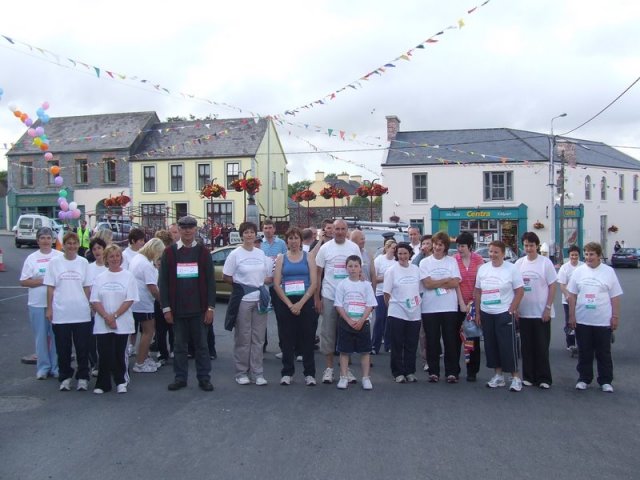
[
  {"left": 60, "top": 200, "right": 69, "bottom": 211},
  {"left": 68, "top": 202, "right": 78, "bottom": 210},
  {"left": 57, "top": 197, "right": 65, "bottom": 204},
  {"left": 35, "top": 126, "right": 44, "bottom": 136},
  {"left": 58, "top": 211, "right": 65, "bottom": 220},
  {"left": 42, "top": 101, "right": 50, "bottom": 110},
  {"left": 33, "top": 137, "right": 42, "bottom": 146},
  {"left": 40, "top": 144, "right": 48, "bottom": 151},
  {"left": 41, "top": 114, "right": 50, "bottom": 124},
  {"left": 59, "top": 189, "right": 68, "bottom": 198},
  {"left": 44, "top": 152, "right": 53, "bottom": 161},
  {"left": 50, "top": 165, "right": 60, "bottom": 175},
  {"left": 27, "top": 128, "right": 36, "bottom": 137},
  {"left": 54, "top": 176, "right": 64, "bottom": 186},
  {"left": 25, "top": 118, "right": 33, "bottom": 127},
  {"left": 72, "top": 209, "right": 81, "bottom": 219}
]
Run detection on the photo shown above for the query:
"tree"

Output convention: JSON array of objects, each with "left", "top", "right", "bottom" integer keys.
[
  {"left": 324, "top": 173, "right": 338, "bottom": 181},
  {"left": 0, "top": 170, "right": 6, "bottom": 184},
  {"left": 288, "top": 180, "right": 312, "bottom": 198},
  {"left": 350, "top": 196, "right": 370, "bottom": 207}
]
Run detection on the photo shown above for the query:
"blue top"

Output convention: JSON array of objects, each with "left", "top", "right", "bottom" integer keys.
[
  {"left": 261, "top": 237, "right": 287, "bottom": 258},
  {"left": 281, "top": 251, "right": 310, "bottom": 292}
]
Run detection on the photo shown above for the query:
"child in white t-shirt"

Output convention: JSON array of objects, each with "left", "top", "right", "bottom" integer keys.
[{"left": 334, "top": 256, "right": 378, "bottom": 390}]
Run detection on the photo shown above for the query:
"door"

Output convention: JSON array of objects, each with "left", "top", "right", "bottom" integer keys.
[{"left": 174, "top": 203, "right": 188, "bottom": 223}]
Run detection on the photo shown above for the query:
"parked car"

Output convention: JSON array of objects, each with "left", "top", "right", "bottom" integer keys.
[
  {"left": 13, "top": 214, "right": 62, "bottom": 248},
  {"left": 362, "top": 229, "right": 410, "bottom": 259},
  {"left": 475, "top": 246, "right": 519, "bottom": 263},
  {"left": 611, "top": 247, "right": 640, "bottom": 268},
  {"left": 94, "top": 221, "right": 141, "bottom": 245},
  {"left": 211, "top": 245, "right": 238, "bottom": 298}
]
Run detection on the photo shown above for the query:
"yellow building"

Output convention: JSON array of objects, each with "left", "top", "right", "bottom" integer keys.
[
  {"left": 130, "top": 117, "right": 288, "bottom": 228},
  {"left": 306, "top": 171, "right": 364, "bottom": 207}
]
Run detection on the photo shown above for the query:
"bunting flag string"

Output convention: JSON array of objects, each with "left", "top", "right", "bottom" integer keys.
[{"left": 276, "top": 0, "right": 492, "bottom": 117}]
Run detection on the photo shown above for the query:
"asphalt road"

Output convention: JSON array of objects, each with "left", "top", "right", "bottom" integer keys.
[{"left": 1, "top": 234, "right": 639, "bottom": 480}]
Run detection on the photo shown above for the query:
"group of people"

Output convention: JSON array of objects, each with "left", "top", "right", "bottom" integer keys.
[{"left": 20, "top": 217, "right": 623, "bottom": 394}]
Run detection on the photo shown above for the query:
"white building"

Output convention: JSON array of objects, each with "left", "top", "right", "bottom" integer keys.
[{"left": 381, "top": 115, "right": 640, "bottom": 260}]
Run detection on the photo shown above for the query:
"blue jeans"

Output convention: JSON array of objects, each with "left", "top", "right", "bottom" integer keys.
[
  {"left": 29, "top": 306, "right": 58, "bottom": 377},
  {"left": 372, "top": 295, "right": 390, "bottom": 353}
]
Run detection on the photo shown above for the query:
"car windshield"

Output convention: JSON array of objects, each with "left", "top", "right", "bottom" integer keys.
[{"left": 618, "top": 248, "right": 636, "bottom": 255}]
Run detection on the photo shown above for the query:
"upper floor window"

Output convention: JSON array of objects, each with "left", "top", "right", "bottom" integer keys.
[
  {"left": 197, "top": 163, "right": 210, "bottom": 189},
  {"left": 226, "top": 162, "right": 239, "bottom": 188},
  {"left": 585, "top": 175, "right": 591, "bottom": 200},
  {"left": 619, "top": 174, "right": 624, "bottom": 201},
  {"left": 170, "top": 164, "right": 183, "bottom": 192},
  {"left": 75, "top": 159, "right": 88, "bottom": 184},
  {"left": 20, "top": 162, "right": 33, "bottom": 187},
  {"left": 413, "top": 173, "right": 428, "bottom": 202},
  {"left": 103, "top": 158, "right": 116, "bottom": 183},
  {"left": 272, "top": 171, "right": 277, "bottom": 189},
  {"left": 483, "top": 171, "right": 513, "bottom": 201},
  {"left": 47, "top": 160, "right": 59, "bottom": 185},
  {"left": 600, "top": 176, "right": 607, "bottom": 201},
  {"left": 280, "top": 173, "right": 284, "bottom": 190},
  {"left": 143, "top": 165, "right": 156, "bottom": 193},
  {"left": 634, "top": 175, "right": 639, "bottom": 201}
]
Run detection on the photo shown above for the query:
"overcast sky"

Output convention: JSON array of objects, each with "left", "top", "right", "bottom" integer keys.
[{"left": 1, "top": 0, "right": 639, "bottom": 182}]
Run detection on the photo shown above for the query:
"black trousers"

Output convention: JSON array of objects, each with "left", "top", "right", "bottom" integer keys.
[
  {"left": 519, "top": 317, "right": 552, "bottom": 385},
  {"left": 576, "top": 324, "right": 613, "bottom": 385},
  {"left": 95, "top": 333, "right": 128, "bottom": 391},
  {"left": 388, "top": 317, "right": 421, "bottom": 377},
  {"left": 52, "top": 322, "right": 92, "bottom": 382},
  {"left": 154, "top": 300, "right": 174, "bottom": 359},
  {"left": 458, "top": 310, "right": 481, "bottom": 376},
  {"left": 273, "top": 294, "right": 318, "bottom": 377},
  {"left": 173, "top": 314, "right": 211, "bottom": 382},
  {"left": 422, "top": 311, "right": 462, "bottom": 378}
]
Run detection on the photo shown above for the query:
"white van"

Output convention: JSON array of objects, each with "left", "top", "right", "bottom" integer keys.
[{"left": 13, "top": 214, "right": 62, "bottom": 248}]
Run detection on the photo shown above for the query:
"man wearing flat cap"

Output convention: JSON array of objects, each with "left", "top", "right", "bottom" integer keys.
[{"left": 159, "top": 215, "right": 216, "bottom": 391}]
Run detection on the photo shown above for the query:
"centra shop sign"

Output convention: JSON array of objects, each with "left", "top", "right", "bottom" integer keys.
[
  {"left": 16, "top": 193, "right": 59, "bottom": 207},
  {"left": 440, "top": 208, "right": 519, "bottom": 220}
]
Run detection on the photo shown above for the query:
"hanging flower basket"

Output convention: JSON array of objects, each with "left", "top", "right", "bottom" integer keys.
[
  {"left": 200, "top": 182, "right": 227, "bottom": 199},
  {"left": 319, "top": 185, "right": 349, "bottom": 200},
  {"left": 389, "top": 215, "right": 400, "bottom": 223},
  {"left": 294, "top": 189, "right": 317, "bottom": 202},
  {"left": 608, "top": 225, "right": 619, "bottom": 233},
  {"left": 355, "top": 182, "right": 388, "bottom": 198},
  {"left": 243, "top": 177, "right": 262, "bottom": 195},
  {"left": 103, "top": 192, "right": 131, "bottom": 208},
  {"left": 533, "top": 220, "right": 545, "bottom": 230},
  {"left": 230, "top": 179, "right": 244, "bottom": 192}
]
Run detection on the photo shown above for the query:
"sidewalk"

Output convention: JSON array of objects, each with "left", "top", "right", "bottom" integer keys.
[{"left": 0, "top": 230, "right": 13, "bottom": 236}]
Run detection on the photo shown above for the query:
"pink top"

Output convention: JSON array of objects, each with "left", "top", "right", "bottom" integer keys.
[{"left": 455, "top": 252, "right": 484, "bottom": 304}]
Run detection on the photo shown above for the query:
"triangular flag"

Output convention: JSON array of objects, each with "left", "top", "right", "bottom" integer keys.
[{"left": 458, "top": 19, "right": 465, "bottom": 28}]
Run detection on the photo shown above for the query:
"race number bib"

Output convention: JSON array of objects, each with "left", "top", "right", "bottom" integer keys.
[
  {"left": 523, "top": 277, "right": 532, "bottom": 292},
  {"left": 177, "top": 262, "right": 199, "bottom": 278},
  {"left": 347, "top": 301, "right": 366, "bottom": 318},
  {"left": 333, "top": 263, "right": 347, "bottom": 279},
  {"left": 482, "top": 289, "right": 501, "bottom": 306},
  {"left": 583, "top": 293, "right": 596, "bottom": 310},
  {"left": 405, "top": 295, "right": 422, "bottom": 309},
  {"left": 284, "top": 280, "right": 305, "bottom": 296},
  {"left": 436, "top": 287, "right": 448, "bottom": 296}
]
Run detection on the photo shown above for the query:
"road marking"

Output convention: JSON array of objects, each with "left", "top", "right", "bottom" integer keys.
[
  {"left": 0, "top": 293, "right": 27, "bottom": 302},
  {"left": 0, "top": 286, "right": 28, "bottom": 289}
]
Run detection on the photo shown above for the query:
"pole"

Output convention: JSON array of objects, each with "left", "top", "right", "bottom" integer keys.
[
  {"left": 549, "top": 114, "right": 566, "bottom": 263},
  {"left": 558, "top": 151, "right": 566, "bottom": 264}
]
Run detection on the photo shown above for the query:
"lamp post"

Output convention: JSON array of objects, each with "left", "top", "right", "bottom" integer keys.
[
  {"left": 369, "top": 178, "right": 380, "bottom": 222},
  {"left": 238, "top": 169, "right": 251, "bottom": 222},
  {"left": 549, "top": 113, "right": 567, "bottom": 264}
]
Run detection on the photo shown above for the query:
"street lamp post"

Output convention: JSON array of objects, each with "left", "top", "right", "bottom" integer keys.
[
  {"left": 549, "top": 113, "right": 567, "bottom": 264},
  {"left": 369, "top": 178, "right": 380, "bottom": 222}
]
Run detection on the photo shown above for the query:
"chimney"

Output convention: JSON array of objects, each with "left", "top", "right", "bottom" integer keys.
[
  {"left": 315, "top": 171, "right": 325, "bottom": 182},
  {"left": 350, "top": 175, "right": 362, "bottom": 184},
  {"left": 386, "top": 115, "right": 401, "bottom": 142},
  {"left": 337, "top": 173, "right": 350, "bottom": 182}
]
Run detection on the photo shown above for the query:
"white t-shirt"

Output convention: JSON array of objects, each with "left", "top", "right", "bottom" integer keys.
[
  {"left": 383, "top": 262, "right": 422, "bottom": 321},
  {"left": 86, "top": 262, "right": 107, "bottom": 288},
  {"left": 475, "top": 262, "right": 525, "bottom": 315},
  {"left": 129, "top": 254, "right": 158, "bottom": 313},
  {"left": 121, "top": 247, "right": 139, "bottom": 270},
  {"left": 334, "top": 278, "right": 378, "bottom": 320},
  {"left": 43, "top": 255, "right": 91, "bottom": 324},
  {"left": 315, "top": 239, "right": 362, "bottom": 301},
  {"left": 419, "top": 255, "right": 461, "bottom": 313},
  {"left": 374, "top": 255, "right": 396, "bottom": 296},
  {"left": 90, "top": 269, "right": 139, "bottom": 335},
  {"left": 515, "top": 255, "right": 557, "bottom": 318},
  {"left": 223, "top": 246, "right": 270, "bottom": 301},
  {"left": 20, "top": 249, "right": 63, "bottom": 307},
  {"left": 567, "top": 263, "right": 623, "bottom": 327},
  {"left": 557, "top": 260, "right": 583, "bottom": 305}
]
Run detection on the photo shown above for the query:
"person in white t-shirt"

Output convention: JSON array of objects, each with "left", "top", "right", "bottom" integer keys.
[
  {"left": 90, "top": 245, "right": 139, "bottom": 394},
  {"left": 515, "top": 232, "right": 557, "bottom": 389},
  {"left": 121, "top": 227, "right": 145, "bottom": 270},
  {"left": 86, "top": 237, "right": 108, "bottom": 376},
  {"left": 130, "top": 238, "right": 165, "bottom": 374},
  {"left": 557, "top": 245, "right": 583, "bottom": 352},
  {"left": 44, "top": 232, "right": 92, "bottom": 392},
  {"left": 568, "top": 242, "right": 622, "bottom": 393},
  {"left": 420, "top": 231, "right": 464, "bottom": 383},
  {"left": 474, "top": 241, "right": 525, "bottom": 392},
  {"left": 372, "top": 239, "right": 397, "bottom": 354},
  {"left": 20, "top": 227, "right": 63, "bottom": 379},
  {"left": 408, "top": 227, "right": 421, "bottom": 258},
  {"left": 223, "top": 222, "right": 272, "bottom": 386},
  {"left": 314, "top": 219, "right": 361, "bottom": 384},
  {"left": 383, "top": 243, "right": 422, "bottom": 383}
]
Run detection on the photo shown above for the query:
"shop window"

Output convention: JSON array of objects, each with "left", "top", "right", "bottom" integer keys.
[
  {"left": 483, "top": 171, "right": 513, "bottom": 201},
  {"left": 413, "top": 173, "right": 428, "bottom": 202},
  {"left": 207, "top": 201, "right": 233, "bottom": 226},
  {"left": 140, "top": 203, "right": 166, "bottom": 229}
]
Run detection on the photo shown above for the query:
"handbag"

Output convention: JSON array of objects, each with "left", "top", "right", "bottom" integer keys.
[{"left": 462, "top": 301, "right": 482, "bottom": 338}]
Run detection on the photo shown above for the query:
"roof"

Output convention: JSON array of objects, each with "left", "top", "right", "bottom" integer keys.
[
  {"left": 7, "top": 111, "right": 159, "bottom": 155},
  {"left": 384, "top": 128, "right": 640, "bottom": 170},
  {"left": 133, "top": 117, "right": 268, "bottom": 160}
]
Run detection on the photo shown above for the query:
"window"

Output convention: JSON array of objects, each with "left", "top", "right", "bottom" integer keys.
[
  {"left": 634, "top": 175, "right": 639, "bottom": 201},
  {"left": 226, "top": 162, "right": 239, "bottom": 187},
  {"left": 272, "top": 171, "right": 277, "bottom": 189},
  {"left": 619, "top": 174, "right": 624, "bottom": 201},
  {"left": 170, "top": 164, "right": 183, "bottom": 192},
  {"left": 140, "top": 203, "right": 166, "bottom": 229},
  {"left": 413, "top": 173, "right": 428, "bottom": 202},
  {"left": 47, "top": 161, "right": 59, "bottom": 185},
  {"left": 207, "top": 201, "right": 233, "bottom": 226},
  {"left": 143, "top": 165, "right": 156, "bottom": 193},
  {"left": 280, "top": 173, "right": 284, "bottom": 190},
  {"left": 20, "top": 161, "right": 33, "bottom": 187},
  {"left": 75, "top": 159, "right": 88, "bottom": 184},
  {"left": 103, "top": 158, "right": 116, "bottom": 183},
  {"left": 585, "top": 175, "right": 591, "bottom": 200},
  {"left": 600, "top": 176, "right": 607, "bottom": 201},
  {"left": 197, "top": 163, "right": 210, "bottom": 189},
  {"left": 483, "top": 171, "right": 513, "bottom": 201}
]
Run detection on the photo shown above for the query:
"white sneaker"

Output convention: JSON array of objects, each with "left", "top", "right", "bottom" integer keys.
[
  {"left": 255, "top": 375, "right": 268, "bottom": 386},
  {"left": 575, "top": 381, "right": 588, "bottom": 390},
  {"left": 59, "top": 378, "right": 72, "bottom": 391},
  {"left": 305, "top": 376, "right": 317, "bottom": 386},
  {"left": 406, "top": 374, "right": 418, "bottom": 383},
  {"left": 144, "top": 357, "right": 162, "bottom": 369},
  {"left": 116, "top": 383, "right": 127, "bottom": 394},
  {"left": 127, "top": 344, "right": 136, "bottom": 357},
  {"left": 509, "top": 377, "right": 523, "bottom": 392},
  {"left": 522, "top": 380, "right": 534, "bottom": 387},
  {"left": 93, "top": 388, "right": 104, "bottom": 395},
  {"left": 296, "top": 355, "right": 303, "bottom": 362},
  {"left": 423, "top": 363, "right": 429, "bottom": 372},
  {"left": 395, "top": 375, "right": 407, "bottom": 383},
  {"left": 322, "top": 368, "right": 334, "bottom": 384},
  {"left": 133, "top": 362, "right": 157, "bottom": 373},
  {"left": 76, "top": 379, "right": 89, "bottom": 391},
  {"left": 337, "top": 376, "right": 349, "bottom": 389},
  {"left": 601, "top": 383, "right": 614, "bottom": 393},
  {"left": 346, "top": 369, "right": 357, "bottom": 384},
  {"left": 91, "top": 368, "right": 99, "bottom": 378},
  {"left": 487, "top": 374, "right": 506, "bottom": 388},
  {"left": 280, "top": 375, "right": 292, "bottom": 386},
  {"left": 362, "top": 376, "right": 373, "bottom": 390},
  {"left": 539, "top": 382, "right": 551, "bottom": 390},
  {"left": 236, "top": 374, "right": 250, "bottom": 385},
  {"left": 275, "top": 352, "right": 283, "bottom": 359}
]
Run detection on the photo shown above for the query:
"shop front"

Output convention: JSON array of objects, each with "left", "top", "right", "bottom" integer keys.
[
  {"left": 555, "top": 204, "right": 584, "bottom": 259},
  {"left": 7, "top": 190, "right": 74, "bottom": 227},
  {"left": 431, "top": 204, "right": 528, "bottom": 253}
]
